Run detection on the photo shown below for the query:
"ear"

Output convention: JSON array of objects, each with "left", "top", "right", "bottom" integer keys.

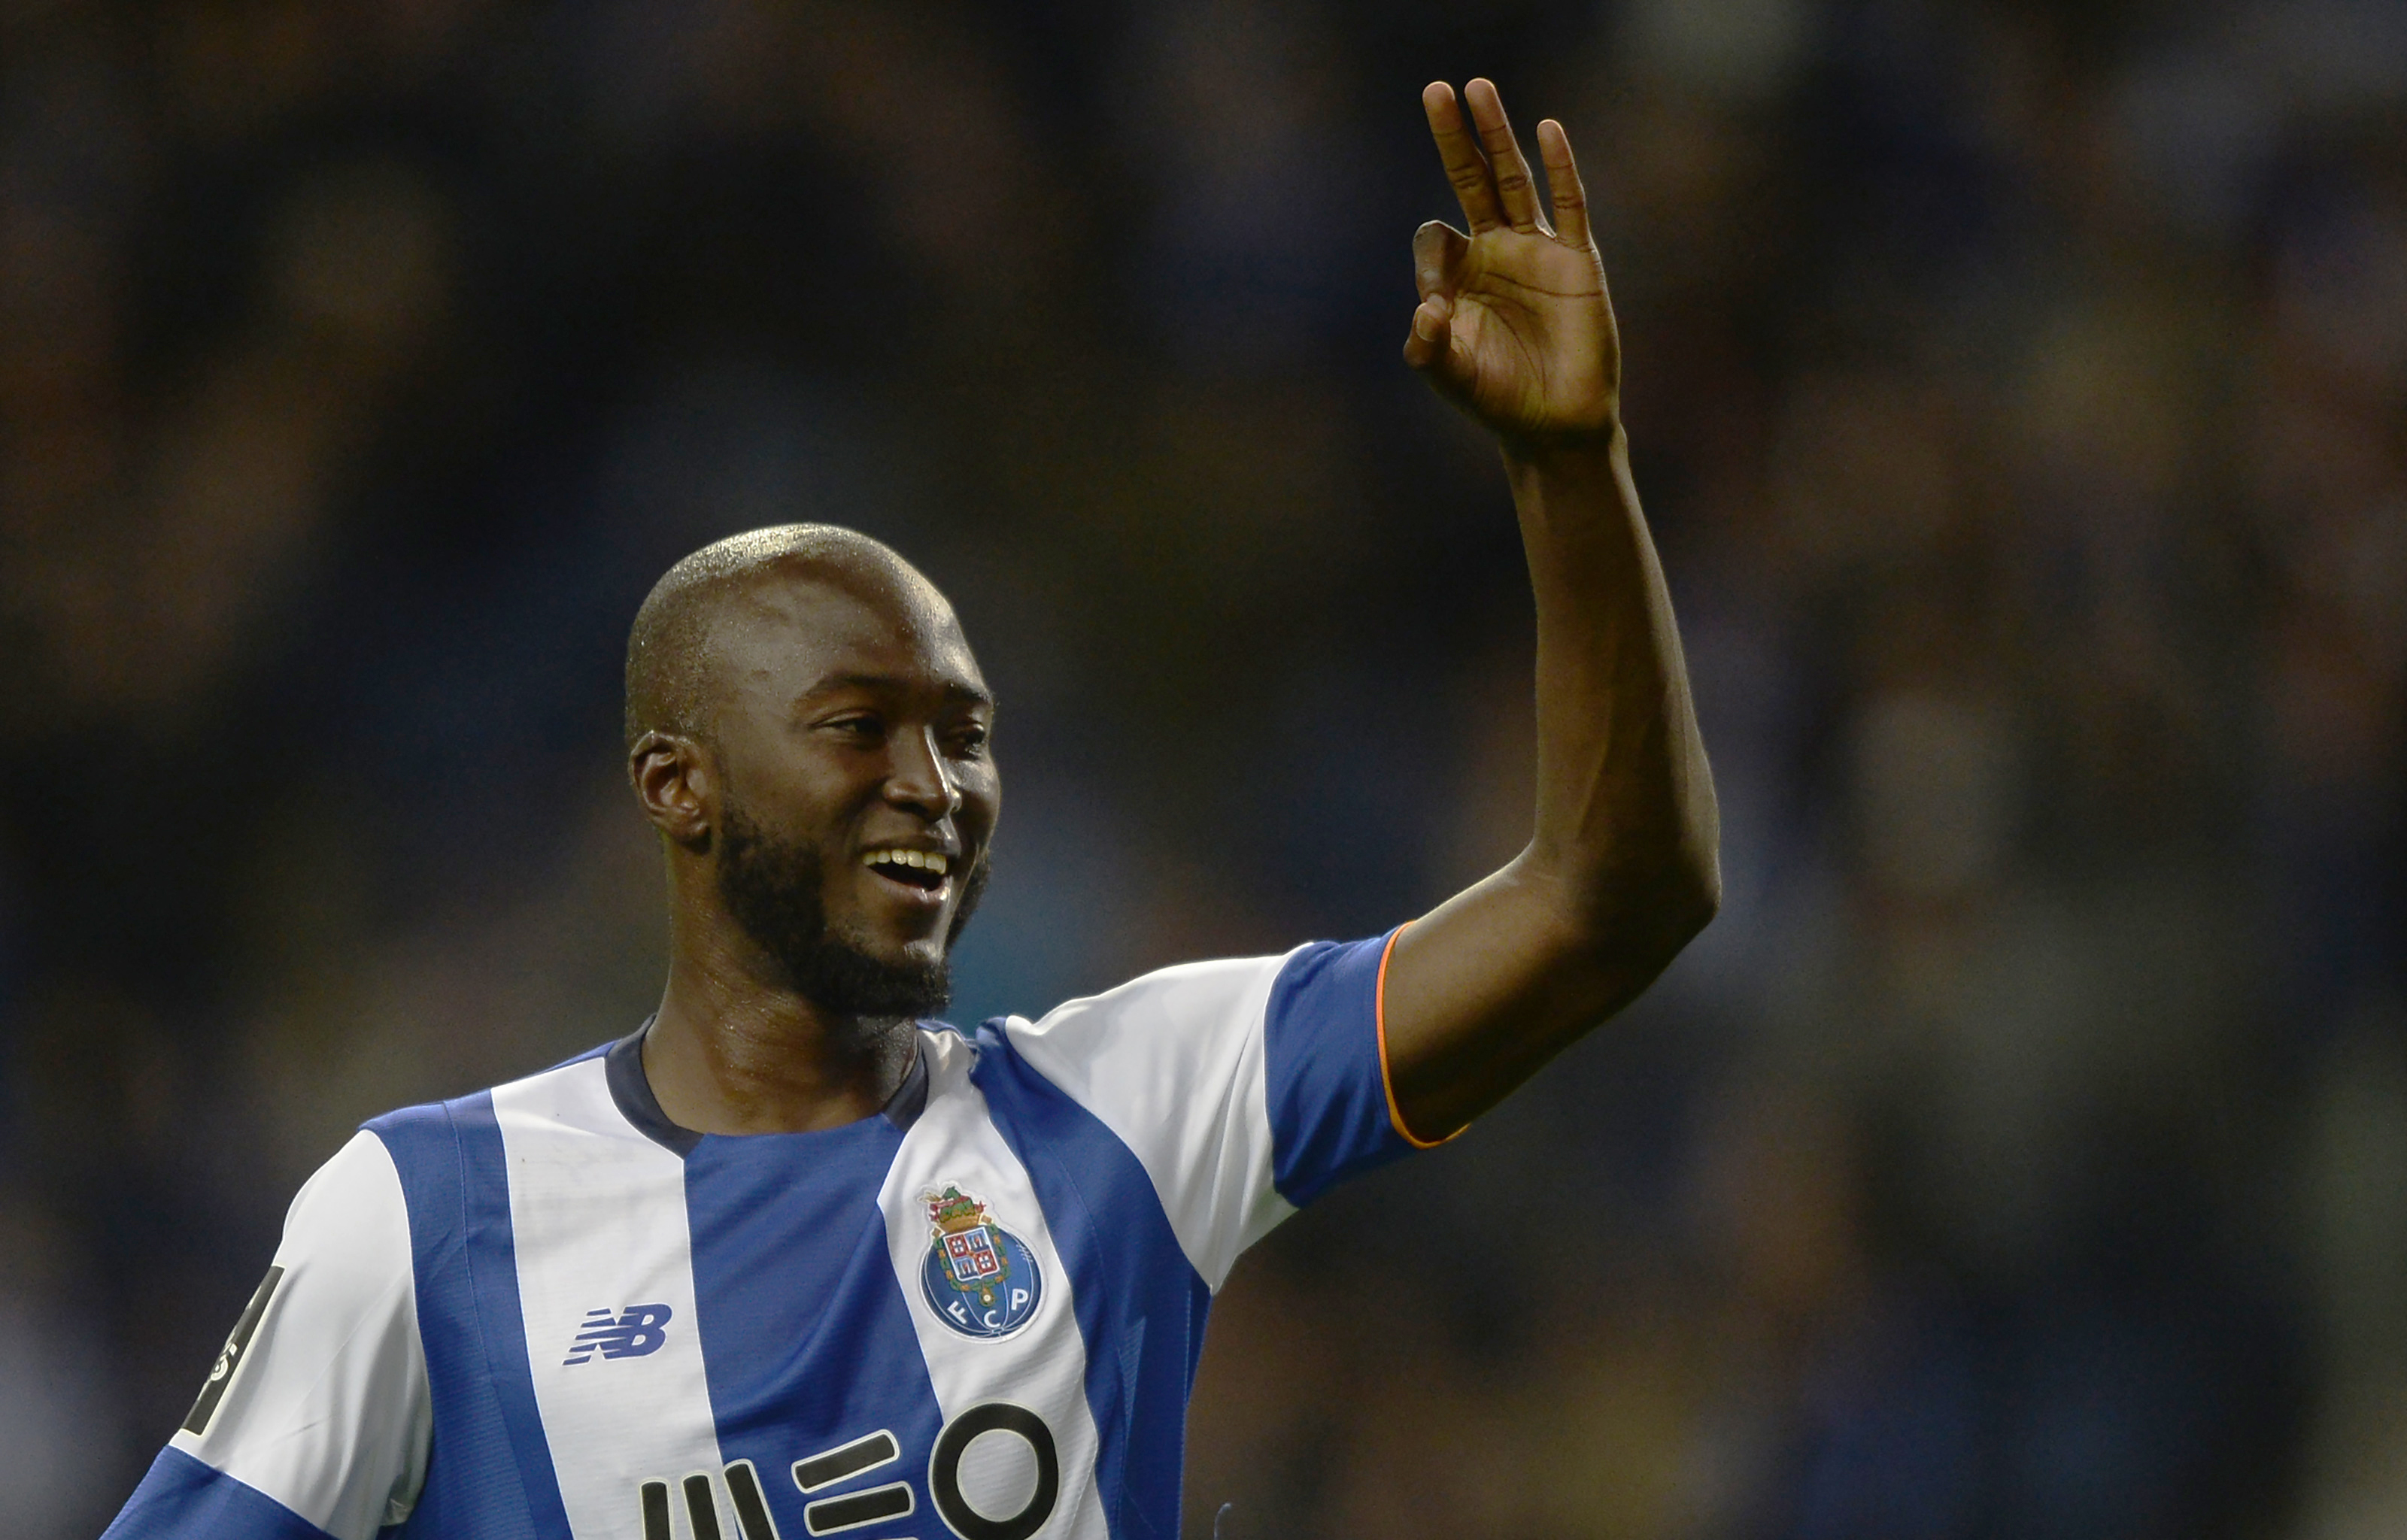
[{"left": 630, "top": 730, "right": 715, "bottom": 850}]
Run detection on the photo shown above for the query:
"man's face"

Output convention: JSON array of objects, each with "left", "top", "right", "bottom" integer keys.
[{"left": 702, "top": 574, "right": 999, "bottom": 1016}]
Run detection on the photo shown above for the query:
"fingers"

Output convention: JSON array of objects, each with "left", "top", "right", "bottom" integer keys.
[
  {"left": 1412, "top": 220, "right": 1469, "bottom": 301},
  {"left": 1462, "top": 77, "right": 1546, "bottom": 235},
  {"left": 1424, "top": 80, "right": 1586, "bottom": 250},
  {"left": 1537, "top": 118, "right": 1592, "bottom": 249},
  {"left": 1401, "top": 290, "right": 1452, "bottom": 372},
  {"left": 1404, "top": 219, "right": 1468, "bottom": 370},
  {"left": 1422, "top": 80, "right": 1504, "bottom": 234}
]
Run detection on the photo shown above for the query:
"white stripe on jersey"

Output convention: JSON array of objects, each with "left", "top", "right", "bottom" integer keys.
[
  {"left": 494, "top": 1057, "right": 730, "bottom": 1540},
  {"left": 169, "top": 1131, "right": 429, "bottom": 1540},
  {"left": 881, "top": 1031, "right": 1109, "bottom": 1540},
  {"left": 1000, "top": 953, "right": 1296, "bottom": 1290}
]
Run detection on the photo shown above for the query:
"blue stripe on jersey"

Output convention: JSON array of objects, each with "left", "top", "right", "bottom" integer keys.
[
  {"left": 370, "top": 1095, "right": 572, "bottom": 1540},
  {"left": 973, "top": 1024, "right": 1212, "bottom": 1540},
  {"left": 1262, "top": 932, "right": 1414, "bottom": 1208},
  {"left": 102, "top": 1448, "right": 335, "bottom": 1540},
  {"left": 683, "top": 1121, "right": 946, "bottom": 1540}
]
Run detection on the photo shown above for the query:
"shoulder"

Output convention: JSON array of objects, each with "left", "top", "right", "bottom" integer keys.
[
  {"left": 253, "top": 1132, "right": 418, "bottom": 1317},
  {"left": 1003, "top": 950, "right": 1303, "bottom": 1050},
  {"left": 353, "top": 1041, "right": 627, "bottom": 1258},
  {"left": 362, "top": 1039, "right": 619, "bottom": 1157},
  {"left": 173, "top": 1130, "right": 418, "bottom": 1456},
  {"left": 288, "top": 1129, "right": 409, "bottom": 1229},
  {"left": 160, "top": 1131, "right": 431, "bottom": 1538}
]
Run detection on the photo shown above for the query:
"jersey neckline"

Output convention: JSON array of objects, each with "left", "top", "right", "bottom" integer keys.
[{"left": 603, "top": 1017, "right": 934, "bottom": 1157}]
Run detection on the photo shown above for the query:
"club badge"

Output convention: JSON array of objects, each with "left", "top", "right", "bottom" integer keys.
[{"left": 919, "top": 1184, "right": 1043, "bottom": 1339}]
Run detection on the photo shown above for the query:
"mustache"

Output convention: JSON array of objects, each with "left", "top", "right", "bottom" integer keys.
[{"left": 713, "top": 799, "right": 993, "bottom": 1020}]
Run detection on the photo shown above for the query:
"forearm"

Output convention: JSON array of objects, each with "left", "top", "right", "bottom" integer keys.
[
  {"left": 1507, "top": 429, "right": 1717, "bottom": 924},
  {"left": 1383, "top": 427, "right": 1719, "bottom": 1138}
]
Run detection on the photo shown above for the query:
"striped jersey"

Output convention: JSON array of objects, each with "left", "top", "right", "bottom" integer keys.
[{"left": 105, "top": 932, "right": 1425, "bottom": 1540}]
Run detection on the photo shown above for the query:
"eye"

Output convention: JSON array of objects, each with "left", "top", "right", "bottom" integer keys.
[
  {"left": 947, "top": 724, "right": 991, "bottom": 760},
  {"left": 821, "top": 713, "right": 885, "bottom": 744}
]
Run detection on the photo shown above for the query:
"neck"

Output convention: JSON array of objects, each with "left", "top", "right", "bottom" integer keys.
[{"left": 642, "top": 899, "right": 918, "bottom": 1135}]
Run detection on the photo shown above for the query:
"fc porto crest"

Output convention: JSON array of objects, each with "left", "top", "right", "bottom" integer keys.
[{"left": 919, "top": 1184, "right": 1043, "bottom": 1339}]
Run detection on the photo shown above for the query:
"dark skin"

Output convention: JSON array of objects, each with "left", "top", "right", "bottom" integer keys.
[
  {"left": 632, "top": 558, "right": 998, "bottom": 1134},
  {"left": 1383, "top": 78, "right": 1720, "bottom": 1137},
  {"left": 631, "top": 79, "right": 1717, "bottom": 1141}
]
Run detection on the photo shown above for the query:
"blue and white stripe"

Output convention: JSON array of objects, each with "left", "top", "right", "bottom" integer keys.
[{"left": 105, "top": 932, "right": 1417, "bottom": 1540}]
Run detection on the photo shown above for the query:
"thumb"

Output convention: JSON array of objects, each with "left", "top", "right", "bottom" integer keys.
[{"left": 1412, "top": 220, "right": 1469, "bottom": 301}]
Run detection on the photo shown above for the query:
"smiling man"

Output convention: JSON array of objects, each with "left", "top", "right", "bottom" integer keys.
[{"left": 105, "top": 81, "right": 1718, "bottom": 1540}]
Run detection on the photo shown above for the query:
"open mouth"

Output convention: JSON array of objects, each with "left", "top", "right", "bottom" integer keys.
[{"left": 861, "top": 847, "right": 952, "bottom": 894}]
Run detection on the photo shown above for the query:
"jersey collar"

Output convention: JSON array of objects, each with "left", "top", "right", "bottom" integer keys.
[{"left": 605, "top": 1018, "right": 933, "bottom": 1156}]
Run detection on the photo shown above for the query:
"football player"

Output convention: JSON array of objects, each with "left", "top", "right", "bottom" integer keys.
[{"left": 106, "top": 79, "right": 1717, "bottom": 1540}]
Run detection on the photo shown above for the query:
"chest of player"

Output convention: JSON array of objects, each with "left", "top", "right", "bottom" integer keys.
[{"left": 474, "top": 1044, "right": 1107, "bottom": 1540}]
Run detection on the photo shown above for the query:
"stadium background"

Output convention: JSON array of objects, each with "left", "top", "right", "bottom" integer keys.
[{"left": 2, "top": 0, "right": 2402, "bottom": 1535}]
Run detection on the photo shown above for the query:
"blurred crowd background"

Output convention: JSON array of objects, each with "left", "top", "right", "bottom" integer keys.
[{"left": 2, "top": 0, "right": 2402, "bottom": 1535}]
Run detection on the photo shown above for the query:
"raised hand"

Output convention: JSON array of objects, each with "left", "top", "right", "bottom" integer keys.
[{"left": 1404, "top": 80, "right": 1620, "bottom": 450}]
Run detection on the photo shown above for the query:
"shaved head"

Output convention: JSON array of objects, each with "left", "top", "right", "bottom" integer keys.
[
  {"left": 624, "top": 523, "right": 997, "bottom": 1022},
  {"left": 624, "top": 520, "right": 1001, "bottom": 1120},
  {"left": 624, "top": 524, "right": 957, "bottom": 750}
]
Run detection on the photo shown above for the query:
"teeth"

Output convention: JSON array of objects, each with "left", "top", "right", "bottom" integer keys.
[{"left": 861, "top": 848, "right": 950, "bottom": 876}]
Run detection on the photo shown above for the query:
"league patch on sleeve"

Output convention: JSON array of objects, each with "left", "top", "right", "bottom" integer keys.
[
  {"left": 182, "top": 1265, "right": 284, "bottom": 1436},
  {"left": 918, "top": 1185, "right": 1043, "bottom": 1338}
]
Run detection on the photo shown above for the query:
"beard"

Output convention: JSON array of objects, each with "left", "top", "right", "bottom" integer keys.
[{"left": 715, "top": 800, "right": 990, "bottom": 1020}]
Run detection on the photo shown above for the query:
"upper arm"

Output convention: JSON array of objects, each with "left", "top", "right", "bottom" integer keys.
[
  {"left": 1381, "top": 854, "right": 1718, "bottom": 1141},
  {"left": 107, "top": 1131, "right": 431, "bottom": 1540},
  {"left": 1002, "top": 931, "right": 1419, "bottom": 1290}
]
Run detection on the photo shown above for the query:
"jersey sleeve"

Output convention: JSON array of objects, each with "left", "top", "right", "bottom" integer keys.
[
  {"left": 104, "top": 1131, "right": 431, "bottom": 1540},
  {"left": 999, "top": 928, "right": 1425, "bottom": 1290}
]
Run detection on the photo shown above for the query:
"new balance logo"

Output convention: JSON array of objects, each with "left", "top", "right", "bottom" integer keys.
[{"left": 563, "top": 1303, "right": 672, "bottom": 1365}]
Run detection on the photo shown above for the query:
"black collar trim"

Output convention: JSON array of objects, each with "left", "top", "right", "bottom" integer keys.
[{"left": 605, "top": 1018, "right": 930, "bottom": 1156}]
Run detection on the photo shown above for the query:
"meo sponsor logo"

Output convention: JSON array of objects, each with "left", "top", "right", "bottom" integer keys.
[
  {"left": 563, "top": 1303, "right": 673, "bottom": 1365},
  {"left": 638, "top": 1406, "right": 1060, "bottom": 1540}
]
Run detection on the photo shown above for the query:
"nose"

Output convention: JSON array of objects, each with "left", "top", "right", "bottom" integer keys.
[{"left": 885, "top": 723, "right": 961, "bottom": 820}]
